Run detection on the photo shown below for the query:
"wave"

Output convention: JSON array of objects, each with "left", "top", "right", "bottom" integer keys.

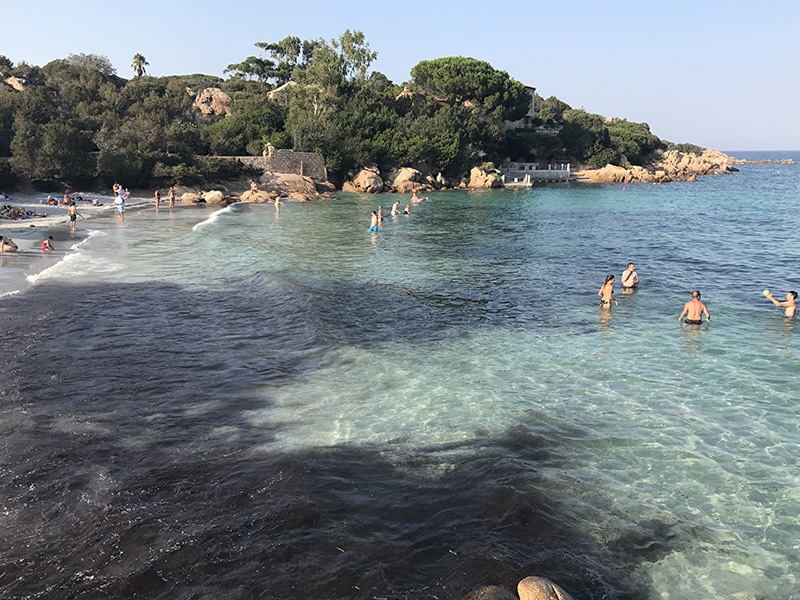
[
  {"left": 192, "top": 205, "right": 237, "bottom": 232},
  {"left": 26, "top": 230, "right": 119, "bottom": 285},
  {"left": 0, "top": 289, "right": 21, "bottom": 299}
]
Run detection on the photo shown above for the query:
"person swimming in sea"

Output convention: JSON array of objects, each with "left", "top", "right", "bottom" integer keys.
[
  {"left": 598, "top": 274, "right": 618, "bottom": 307},
  {"left": 678, "top": 290, "right": 711, "bottom": 324},
  {"left": 763, "top": 289, "right": 797, "bottom": 318}
]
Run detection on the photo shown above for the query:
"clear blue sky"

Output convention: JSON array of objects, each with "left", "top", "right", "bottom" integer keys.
[{"left": 4, "top": 0, "right": 798, "bottom": 151}]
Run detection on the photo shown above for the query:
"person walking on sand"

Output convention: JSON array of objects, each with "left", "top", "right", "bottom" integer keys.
[
  {"left": 763, "top": 289, "right": 797, "bottom": 318},
  {"left": 621, "top": 262, "right": 639, "bottom": 291},
  {"left": 598, "top": 274, "right": 619, "bottom": 307},
  {"left": 678, "top": 290, "right": 711, "bottom": 325},
  {"left": 42, "top": 236, "right": 55, "bottom": 252},
  {"left": 68, "top": 202, "right": 79, "bottom": 232},
  {"left": 154, "top": 187, "right": 161, "bottom": 212}
]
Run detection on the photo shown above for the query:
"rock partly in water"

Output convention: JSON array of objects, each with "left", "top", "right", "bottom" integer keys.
[
  {"left": 179, "top": 192, "right": 201, "bottom": 205},
  {"left": 517, "top": 576, "right": 574, "bottom": 600},
  {"left": 238, "top": 190, "right": 274, "bottom": 203},
  {"left": 202, "top": 190, "right": 226, "bottom": 205},
  {"left": 468, "top": 166, "right": 502, "bottom": 189},
  {"left": 577, "top": 148, "right": 738, "bottom": 184},
  {"left": 343, "top": 166, "right": 385, "bottom": 193}
]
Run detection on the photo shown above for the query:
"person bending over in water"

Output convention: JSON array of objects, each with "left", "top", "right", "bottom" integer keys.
[
  {"left": 678, "top": 290, "right": 711, "bottom": 324},
  {"left": 598, "top": 274, "right": 618, "bottom": 307},
  {"left": 763, "top": 289, "right": 797, "bottom": 318},
  {"left": 42, "top": 236, "right": 55, "bottom": 252}
]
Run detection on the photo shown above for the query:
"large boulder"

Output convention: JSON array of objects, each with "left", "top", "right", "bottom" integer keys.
[
  {"left": 180, "top": 192, "right": 201, "bottom": 205},
  {"left": 202, "top": 190, "right": 226, "bottom": 205},
  {"left": 239, "top": 190, "right": 274, "bottom": 203},
  {"left": 517, "top": 576, "right": 574, "bottom": 600},
  {"left": 261, "top": 173, "right": 325, "bottom": 201},
  {"left": 386, "top": 167, "right": 436, "bottom": 193},
  {"left": 468, "top": 166, "right": 502, "bottom": 189},
  {"left": 344, "top": 167, "right": 385, "bottom": 193},
  {"left": 193, "top": 87, "right": 232, "bottom": 116}
]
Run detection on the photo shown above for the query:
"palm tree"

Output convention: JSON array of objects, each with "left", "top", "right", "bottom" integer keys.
[{"left": 131, "top": 53, "right": 149, "bottom": 78}]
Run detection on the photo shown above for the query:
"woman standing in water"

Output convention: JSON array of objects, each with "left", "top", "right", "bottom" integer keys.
[{"left": 598, "top": 274, "right": 618, "bottom": 307}]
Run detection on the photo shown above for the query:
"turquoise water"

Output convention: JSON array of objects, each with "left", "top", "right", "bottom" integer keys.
[{"left": 1, "top": 154, "right": 799, "bottom": 598}]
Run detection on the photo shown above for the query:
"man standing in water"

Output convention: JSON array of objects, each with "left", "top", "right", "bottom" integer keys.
[
  {"left": 168, "top": 187, "right": 175, "bottom": 210},
  {"left": 621, "top": 262, "right": 639, "bottom": 291},
  {"left": 68, "top": 202, "right": 79, "bottom": 232},
  {"left": 113, "top": 193, "right": 125, "bottom": 223},
  {"left": 678, "top": 290, "right": 711, "bottom": 324},
  {"left": 154, "top": 187, "right": 161, "bottom": 212}
]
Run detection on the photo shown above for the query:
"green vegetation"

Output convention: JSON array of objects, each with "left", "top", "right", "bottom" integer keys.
[{"left": 0, "top": 36, "right": 682, "bottom": 191}]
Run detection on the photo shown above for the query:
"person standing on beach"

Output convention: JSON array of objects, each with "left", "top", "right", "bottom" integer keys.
[
  {"left": 113, "top": 193, "right": 125, "bottom": 223},
  {"left": 598, "top": 274, "right": 618, "bottom": 307},
  {"left": 763, "top": 290, "right": 797, "bottom": 317},
  {"left": 678, "top": 290, "right": 710, "bottom": 324},
  {"left": 154, "top": 187, "right": 161, "bottom": 212},
  {"left": 68, "top": 202, "right": 79, "bottom": 232},
  {"left": 168, "top": 187, "right": 175, "bottom": 210},
  {"left": 621, "top": 262, "right": 639, "bottom": 292}
]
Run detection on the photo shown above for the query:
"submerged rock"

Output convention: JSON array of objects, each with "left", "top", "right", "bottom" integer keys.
[{"left": 462, "top": 585, "right": 518, "bottom": 600}]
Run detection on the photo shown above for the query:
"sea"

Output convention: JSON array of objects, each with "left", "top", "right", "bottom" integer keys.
[{"left": 1, "top": 151, "right": 798, "bottom": 599}]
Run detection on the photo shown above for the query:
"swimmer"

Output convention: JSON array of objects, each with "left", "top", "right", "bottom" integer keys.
[
  {"left": 391, "top": 201, "right": 400, "bottom": 216},
  {"left": 678, "top": 290, "right": 711, "bottom": 324},
  {"left": 598, "top": 274, "right": 618, "bottom": 307},
  {"left": 764, "top": 290, "right": 797, "bottom": 318},
  {"left": 403, "top": 204, "right": 411, "bottom": 215},
  {"left": 621, "top": 262, "right": 639, "bottom": 290}
]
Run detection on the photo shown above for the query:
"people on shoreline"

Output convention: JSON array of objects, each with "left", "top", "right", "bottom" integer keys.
[
  {"left": 598, "top": 274, "right": 618, "bottom": 307},
  {"left": 154, "top": 187, "right": 161, "bottom": 212},
  {"left": 0, "top": 235, "right": 18, "bottom": 253},
  {"left": 678, "top": 290, "right": 710, "bottom": 325},
  {"left": 42, "top": 236, "right": 54, "bottom": 252},
  {"left": 168, "top": 186, "right": 175, "bottom": 210},
  {"left": 68, "top": 202, "right": 79, "bottom": 232},
  {"left": 621, "top": 262, "right": 639, "bottom": 292},
  {"left": 763, "top": 289, "right": 797, "bottom": 318}
]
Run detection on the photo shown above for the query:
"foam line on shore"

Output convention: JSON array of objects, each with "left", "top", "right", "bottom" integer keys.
[
  {"left": 192, "top": 205, "right": 237, "bottom": 232},
  {"left": 26, "top": 230, "right": 117, "bottom": 285}
]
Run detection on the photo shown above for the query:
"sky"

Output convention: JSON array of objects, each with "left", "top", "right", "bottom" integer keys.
[{"left": 3, "top": 0, "right": 798, "bottom": 151}]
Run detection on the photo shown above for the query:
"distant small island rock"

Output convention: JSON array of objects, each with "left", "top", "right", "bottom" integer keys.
[{"left": 577, "top": 148, "right": 739, "bottom": 184}]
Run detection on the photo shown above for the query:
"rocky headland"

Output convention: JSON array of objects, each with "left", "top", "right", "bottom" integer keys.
[{"left": 575, "top": 148, "right": 739, "bottom": 184}]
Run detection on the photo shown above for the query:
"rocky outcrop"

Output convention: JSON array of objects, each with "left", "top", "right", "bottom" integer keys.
[
  {"left": 468, "top": 166, "right": 502, "bottom": 189},
  {"left": 3, "top": 76, "right": 25, "bottom": 92},
  {"left": 260, "top": 173, "right": 330, "bottom": 201},
  {"left": 577, "top": 148, "right": 738, "bottom": 184},
  {"left": 202, "top": 190, "right": 226, "bottom": 205},
  {"left": 517, "top": 576, "right": 574, "bottom": 600},
  {"left": 343, "top": 166, "right": 385, "bottom": 193},
  {"left": 239, "top": 190, "right": 274, "bottom": 203},
  {"left": 192, "top": 88, "right": 232, "bottom": 116},
  {"left": 180, "top": 192, "right": 201, "bottom": 205}
]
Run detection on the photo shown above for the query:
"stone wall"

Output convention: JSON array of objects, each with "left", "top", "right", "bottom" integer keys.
[{"left": 231, "top": 150, "right": 327, "bottom": 182}]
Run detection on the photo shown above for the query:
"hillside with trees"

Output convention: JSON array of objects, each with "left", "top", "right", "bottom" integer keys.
[{"left": 0, "top": 31, "right": 687, "bottom": 192}]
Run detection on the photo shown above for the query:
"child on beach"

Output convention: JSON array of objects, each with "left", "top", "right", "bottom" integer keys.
[
  {"left": 598, "top": 274, "right": 618, "bottom": 307},
  {"left": 42, "top": 236, "right": 54, "bottom": 252},
  {"left": 763, "top": 290, "right": 797, "bottom": 317}
]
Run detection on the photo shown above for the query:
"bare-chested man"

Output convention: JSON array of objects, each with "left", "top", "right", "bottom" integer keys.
[
  {"left": 678, "top": 290, "right": 711, "bottom": 324},
  {"left": 621, "top": 262, "right": 639, "bottom": 290},
  {"left": 764, "top": 290, "right": 797, "bottom": 318}
]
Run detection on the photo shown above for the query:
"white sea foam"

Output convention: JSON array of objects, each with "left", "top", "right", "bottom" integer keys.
[
  {"left": 26, "top": 231, "right": 119, "bottom": 285},
  {"left": 192, "top": 205, "right": 237, "bottom": 232},
  {"left": 0, "top": 289, "right": 21, "bottom": 299}
]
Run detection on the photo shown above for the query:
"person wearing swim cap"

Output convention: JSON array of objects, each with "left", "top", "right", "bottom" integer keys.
[{"left": 764, "top": 290, "right": 797, "bottom": 317}]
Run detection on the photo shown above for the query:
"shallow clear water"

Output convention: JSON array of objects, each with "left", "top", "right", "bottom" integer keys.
[{"left": 1, "top": 154, "right": 799, "bottom": 599}]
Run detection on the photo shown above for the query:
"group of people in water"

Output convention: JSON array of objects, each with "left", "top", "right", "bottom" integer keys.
[
  {"left": 598, "top": 262, "right": 796, "bottom": 323},
  {"left": 369, "top": 193, "right": 428, "bottom": 232}
]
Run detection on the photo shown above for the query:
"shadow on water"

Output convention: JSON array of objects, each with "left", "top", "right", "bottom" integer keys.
[{"left": 0, "top": 280, "right": 691, "bottom": 599}]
